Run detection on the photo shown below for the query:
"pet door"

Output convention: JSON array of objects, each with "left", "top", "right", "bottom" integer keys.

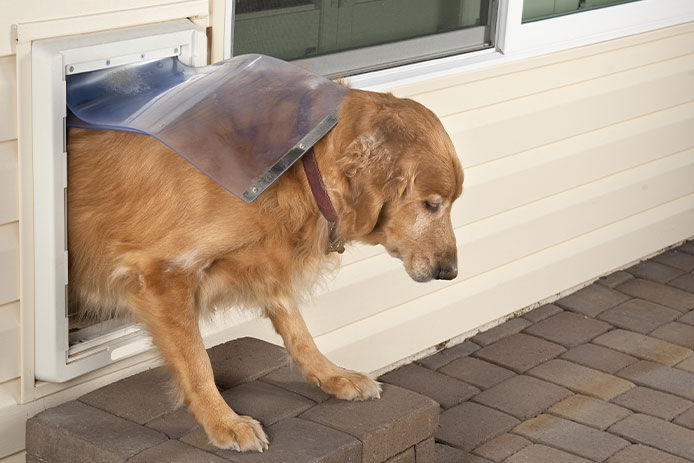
[
  {"left": 32, "top": 20, "right": 207, "bottom": 382},
  {"left": 66, "top": 53, "right": 347, "bottom": 202}
]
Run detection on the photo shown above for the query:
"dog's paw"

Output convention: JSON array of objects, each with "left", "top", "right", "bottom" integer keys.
[
  {"left": 207, "top": 415, "right": 269, "bottom": 452},
  {"left": 318, "top": 369, "right": 382, "bottom": 401}
]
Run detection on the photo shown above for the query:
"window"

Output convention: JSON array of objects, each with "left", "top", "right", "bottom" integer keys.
[
  {"left": 502, "top": 0, "right": 694, "bottom": 57},
  {"left": 522, "top": 0, "right": 640, "bottom": 23},
  {"left": 231, "top": 0, "right": 497, "bottom": 77}
]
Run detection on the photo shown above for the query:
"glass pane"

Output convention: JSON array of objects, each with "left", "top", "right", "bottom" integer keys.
[
  {"left": 232, "top": 0, "right": 492, "bottom": 75},
  {"left": 522, "top": 0, "right": 641, "bottom": 23}
]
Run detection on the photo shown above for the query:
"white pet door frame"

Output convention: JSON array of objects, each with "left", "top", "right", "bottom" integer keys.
[{"left": 32, "top": 20, "right": 207, "bottom": 382}]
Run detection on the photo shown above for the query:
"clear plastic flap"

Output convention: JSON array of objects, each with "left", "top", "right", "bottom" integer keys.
[{"left": 66, "top": 54, "right": 348, "bottom": 202}]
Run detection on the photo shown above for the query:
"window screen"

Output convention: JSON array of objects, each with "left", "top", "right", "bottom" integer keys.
[
  {"left": 232, "top": 0, "right": 495, "bottom": 77},
  {"left": 522, "top": 0, "right": 641, "bottom": 23}
]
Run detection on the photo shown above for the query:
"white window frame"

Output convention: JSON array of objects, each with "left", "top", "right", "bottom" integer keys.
[
  {"left": 502, "top": 0, "right": 694, "bottom": 56},
  {"left": 345, "top": 0, "right": 694, "bottom": 90}
]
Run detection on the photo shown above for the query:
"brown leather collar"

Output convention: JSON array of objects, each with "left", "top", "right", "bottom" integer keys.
[{"left": 302, "top": 148, "right": 345, "bottom": 254}]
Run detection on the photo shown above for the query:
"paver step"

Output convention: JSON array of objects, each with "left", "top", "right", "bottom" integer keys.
[{"left": 26, "top": 338, "right": 438, "bottom": 463}]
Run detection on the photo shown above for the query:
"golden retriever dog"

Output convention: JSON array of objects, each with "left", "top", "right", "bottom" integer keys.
[{"left": 67, "top": 88, "right": 463, "bottom": 451}]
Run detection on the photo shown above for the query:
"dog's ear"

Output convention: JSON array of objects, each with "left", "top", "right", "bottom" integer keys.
[{"left": 334, "top": 133, "right": 408, "bottom": 237}]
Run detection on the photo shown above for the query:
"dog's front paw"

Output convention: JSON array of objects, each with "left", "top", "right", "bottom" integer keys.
[
  {"left": 207, "top": 415, "right": 269, "bottom": 452},
  {"left": 317, "top": 369, "right": 382, "bottom": 401}
]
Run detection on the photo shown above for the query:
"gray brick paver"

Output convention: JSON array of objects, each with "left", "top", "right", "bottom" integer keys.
[
  {"left": 299, "top": 384, "right": 438, "bottom": 463},
  {"left": 435, "top": 444, "right": 490, "bottom": 463},
  {"left": 593, "top": 329, "right": 693, "bottom": 366},
  {"left": 679, "top": 310, "right": 694, "bottom": 326},
  {"left": 383, "top": 447, "right": 414, "bottom": 463},
  {"left": 145, "top": 407, "right": 198, "bottom": 439},
  {"left": 616, "top": 278, "right": 694, "bottom": 313},
  {"left": 182, "top": 417, "right": 362, "bottom": 462},
  {"left": 473, "top": 334, "right": 566, "bottom": 374},
  {"left": 606, "top": 444, "right": 692, "bottom": 463},
  {"left": 471, "top": 375, "right": 572, "bottom": 420},
  {"left": 208, "top": 337, "right": 289, "bottom": 390},
  {"left": 679, "top": 240, "right": 694, "bottom": 255},
  {"left": 555, "top": 284, "right": 630, "bottom": 317},
  {"left": 220, "top": 380, "right": 315, "bottom": 426},
  {"left": 79, "top": 367, "right": 174, "bottom": 425},
  {"left": 504, "top": 444, "right": 593, "bottom": 463},
  {"left": 471, "top": 433, "right": 531, "bottom": 462},
  {"left": 598, "top": 271, "right": 634, "bottom": 288},
  {"left": 260, "top": 366, "right": 330, "bottom": 404},
  {"left": 611, "top": 386, "right": 693, "bottom": 421},
  {"left": 528, "top": 359, "right": 635, "bottom": 400},
  {"left": 597, "top": 299, "right": 680, "bottom": 334},
  {"left": 438, "top": 356, "right": 516, "bottom": 389},
  {"left": 670, "top": 273, "right": 694, "bottom": 294},
  {"left": 617, "top": 360, "right": 694, "bottom": 401},
  {"left": 677, "top": 355, "right": 694, "bottom": 374},
  {"left": 561, "top": 344, "right": 638, "bottom": 374},
  {"left": 522, "top": 304, "right": 563, "bottom": 323},
  {"left": 470, "top": 318, "right": 531, "bottom": 346},
  {"left": 523, "top": 311, "right": 611, "bottom": 347},
  {"left": 608, "top": 413, "right": 694, "bottom": 461},
  {"left": 626, "top": 260, "right": 683, "bottom": 283},
  {"left": 26, "top": 401, "right": 167, "bottom": 462},
  {"left": 548, "top": 394, "right": 632, "bottom": 430},
  {"left": 650, "top": 322, "right": 694, "bottom": 350},
  {"left": 128, "top": 440, "right": 228, "bottom": 463},
  {"left": 436, "top": 402, "right": 519, "bottom": 452},
  {"left": 653, "top": 249, "right": 694, "bottom": 271},
  {"left": 416, "top": 341, "right": 480, "bottom": 370},
  {"left": 414, "top": 437, "right": 435, "bottom": 462},
  {"left": 673, "top": 406, "right": 694, "bottom": 430},
  {"left": 514, "top": 414, "right": 629, "bottom": 461},
  {"left": 379, "top": 363, "right": 479, "bottom": 409}
]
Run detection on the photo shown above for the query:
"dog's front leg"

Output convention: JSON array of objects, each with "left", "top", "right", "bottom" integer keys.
[
  {"left": 129, "top": 265, "right": 268, "bottom": 451},
  {"left": 268, "top": 301, "right": 381, "bottom": 401}
]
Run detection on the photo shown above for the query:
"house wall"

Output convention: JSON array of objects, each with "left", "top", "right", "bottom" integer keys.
[{"left": 0, "top": 4, "right": 692, "bottom": 458}]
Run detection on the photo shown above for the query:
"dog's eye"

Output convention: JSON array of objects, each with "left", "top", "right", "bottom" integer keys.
[{"left": 424, "top": 201, "right": 440, "bottom": 212}]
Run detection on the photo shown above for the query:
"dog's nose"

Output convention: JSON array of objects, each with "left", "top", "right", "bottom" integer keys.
[{"left": 436, "top": 263, "right": 458, "bottom": 280}]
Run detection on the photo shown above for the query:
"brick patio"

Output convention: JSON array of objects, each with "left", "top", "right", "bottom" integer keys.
[{"left": 26, "top": 240, "right": 694, "bottom": 462}]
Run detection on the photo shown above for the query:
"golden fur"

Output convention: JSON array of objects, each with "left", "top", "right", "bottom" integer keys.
[{"left": 67, "top": 88, "right": 463, "bottom": 451}]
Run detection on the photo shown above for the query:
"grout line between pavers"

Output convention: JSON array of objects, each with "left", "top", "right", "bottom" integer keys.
[
  {"left": 670, "top": 403, "right": 694, "bottom": 423},
  {"left": 504, "top": 427, "right": 623, "bottom": 463}
]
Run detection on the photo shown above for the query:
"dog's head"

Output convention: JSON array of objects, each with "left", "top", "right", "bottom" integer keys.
[{"left": 332, "top": 90, "right": 464, "bottom": 282}]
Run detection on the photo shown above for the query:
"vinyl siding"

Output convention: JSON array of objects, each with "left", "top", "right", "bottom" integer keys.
[{"left": 0, "top": 53, "right": 19, "bottom": 391}]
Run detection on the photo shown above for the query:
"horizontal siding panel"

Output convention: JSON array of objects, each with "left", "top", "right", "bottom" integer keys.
[
  {"left": 305, "top": 148, "right": 694, "bottom": 336},
  {"left": 447, "top": 53, "right": 694, "bottom": 167},
  {"left": 456, "top": 102, "right": 694, "bottom": 226},
  {"left": 322, "top": 195, "right": 694, "bottom": 371},
  {"left": 0, "top": 56, "right": 16, "bottom": 142},
  {"left": 408, "top": 31, "right": 694, "bottom": 116},
  {"left": 458, "top": 149, "right": 694, "bottom": 280},
  {"left": 0, "top": 140, "right": 18, "bottom": 225},
  {"left": 0, "top": 302, "right": 19, "bottom": 383},
  {"left": 0, "top": 223, "right": 19, "bottom": 306},
  {"left": 392, "top": 22, "right": 694, "bottom": 97}
]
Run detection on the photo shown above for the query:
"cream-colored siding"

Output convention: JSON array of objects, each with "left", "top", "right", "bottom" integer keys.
[
  {"left": 0, "top": 49, "right": 19, "bottom": 392},
  {"left": 0, "top": 6, "right": 693, "bottom": 459}
]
